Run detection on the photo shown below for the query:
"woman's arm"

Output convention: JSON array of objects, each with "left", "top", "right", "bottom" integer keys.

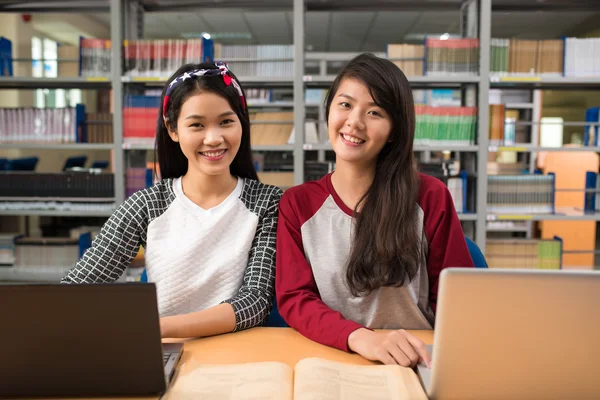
[
  {"left": 276, "top": 191, "right": 364, "bottom": 352},
  {"left": 159, "top": 187, "right": 283, "bottom": 338},
  {"left": 61, "top": 191, "right": 148, "bottom": 284}
]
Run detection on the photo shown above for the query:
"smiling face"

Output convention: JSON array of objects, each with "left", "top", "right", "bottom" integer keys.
[
  {"left": 167, "top": 90, "right": 242, "bottom": 178},
  {"left": 328, "top": 77, "right": 393, "bottom": 168}
]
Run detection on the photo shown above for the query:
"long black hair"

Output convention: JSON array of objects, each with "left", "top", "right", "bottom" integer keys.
[
  {"left": 325, "top": 53, "right": 424, "bottom": 297},
  {"left": 154, "top": 62, "right": 258, "bottom": 181}
]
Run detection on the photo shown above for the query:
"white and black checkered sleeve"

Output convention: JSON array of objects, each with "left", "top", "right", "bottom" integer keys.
[
  {"left": 222, "top": 182, "right": 283, "bottom": 331},
  {"left": 61, "top": 190, "right": 150, "bottom": 284}
]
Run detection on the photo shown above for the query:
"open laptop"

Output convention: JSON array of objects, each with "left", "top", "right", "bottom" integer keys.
[
  {"left": 0, "top": 283, "right": 183, "bottom": 397},
  {"left": 417, "top": 268, "right": 600, "bottom": 400}
]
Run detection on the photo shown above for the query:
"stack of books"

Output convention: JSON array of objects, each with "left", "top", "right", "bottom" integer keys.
[
  {"left": 213, "top": 44, "right": 293, "bottom": 77},
  {"left": 0, "top": 105, "right": 87, "bottom": 144},
  {"left": 424, "top": 38, "right": 480, "bottom": 76},
  {"left": 414, "top": 106, "right": 477, "bottom": 146},
  {"left": 486, "top": 238, "right": 562, "bottom": 270},
  {"left": 487, "top": 174, "right": 555, "bottom": 214},
  {"left": 123, "top": 38, "right": 213, "bottom": 78}
]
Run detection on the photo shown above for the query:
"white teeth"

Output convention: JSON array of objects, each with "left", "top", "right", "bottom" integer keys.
[
  {"left": 342, "top": 134, "right": 364, "bottom": 144},
  {"left": 201, "top": 150, "right": 226, "bottom": 157}
]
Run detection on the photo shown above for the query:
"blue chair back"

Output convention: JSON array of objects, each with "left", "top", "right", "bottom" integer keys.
[
  {"left": 465, "top": 236, "right": 488, "bottom": 268},
  {"left": 264, "top": 297, "right": 288, "bottom": 327},
  {"left": 139, "top": 268, "right": 148, "bottom": 282}
]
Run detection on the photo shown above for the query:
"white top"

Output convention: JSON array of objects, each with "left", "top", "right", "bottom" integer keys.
[{"left": 62, "top": 176, "right": 283, "bottom": 331}]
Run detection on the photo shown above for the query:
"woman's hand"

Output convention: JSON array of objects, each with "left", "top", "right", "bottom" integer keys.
[{"left": 347, "top": 328, "right": 432, "bottom": 368}]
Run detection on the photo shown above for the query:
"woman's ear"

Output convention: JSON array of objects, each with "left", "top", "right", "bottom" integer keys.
[{"left": 164, "top": 118, "right": 179, "bottom": 143}]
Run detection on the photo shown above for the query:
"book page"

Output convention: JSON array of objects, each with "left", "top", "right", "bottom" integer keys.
[
  {"left": 163, "top": 361, "right": 293, "bottom": 400},
  {"left": 293, "top": 358, "right": 427, "bottom": 400}
]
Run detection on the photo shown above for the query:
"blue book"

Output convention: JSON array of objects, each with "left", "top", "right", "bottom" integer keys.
[{"left": 0, "top": 37, "right": 13, "bottom": 76}]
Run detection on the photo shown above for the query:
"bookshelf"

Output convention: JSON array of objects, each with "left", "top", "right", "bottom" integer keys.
[
  {"left": 0, "top": 144, "right": 114, "bottom": 150},
  {"left": 3, "top": 0, "right": 600, "bottom": 273}
]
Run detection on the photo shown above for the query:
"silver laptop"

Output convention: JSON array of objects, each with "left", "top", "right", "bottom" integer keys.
[
  {"left": 417, "top": 268, "right": 600, "bottom": 400},
  {"left": 0, "top": 283, "right": 183, "bottom": 397}
]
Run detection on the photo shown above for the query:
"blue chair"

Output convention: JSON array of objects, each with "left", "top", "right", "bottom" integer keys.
[
  {"left": 264, "top": 296, "right": 288, "bottom": 327},
  {"left": 139, "top": 269, "right": 148, "bottom": 282},
  {"left": 465, "top": 236, "right": 488, "bottom": 268}
]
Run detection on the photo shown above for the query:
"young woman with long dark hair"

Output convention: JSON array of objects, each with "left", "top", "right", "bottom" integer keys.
[
  {"left": 62, "top": 62, "right": 282, "bottom": 339},
  {"left": 275, "top": 53, "right": 473, "bottom": 367}
]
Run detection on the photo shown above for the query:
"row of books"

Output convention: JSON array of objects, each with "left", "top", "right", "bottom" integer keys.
[
  {"left": 424, "top": 38, "right": 480, "bottom": 76},
  {"left": 123, "top": 38, "right": 213, "bottom": 78},
  {"left": 414, "top": 106, "right": 477, "bottom": 146},
  {"left": 388, "top": 38, "right": 480, "bottom": 77},
  {"left": 564, "top": 38, "right": 600, "bottom": 78},
  {"left": 0, "top": 201, "right": 116, "bottom": 212},
  {"left": 85, "top": 113, "right": 113, "bottom": 144},
  {"left": 485, "top": 238, "right": 562, "bottom": 270},
  {"left": 213, "top": 44, "right": 294, "bottom": 77},
  {"left": 80, "top": 38, "right": 111, "bottom": 78},
  {"left": 123, "top": 95, "right": 161, "bottom": 142},
  {"left": 490, "top": 39, "right": 564, "bottom": 76},
  {"left": 0, "top": 172, "right": 115, "bottom": 198},
  {"left": 487, "top": 174, "right": 555, "bottom": 214},
  {"left": 0, "top": 105, "right": 85, "bottom": 144}
]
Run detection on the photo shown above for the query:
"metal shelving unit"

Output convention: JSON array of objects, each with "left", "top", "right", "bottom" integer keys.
[
  {"left": 490, "top": 76, "right": 600, "bottom": 88},
  {"left": 4, "top": 0, "right": 600, "bottom": 259},
  {"left": 0, "top": 209, "right": 115, "bottom": 217},
  {"left": 0, "top": 143, "right": 114, "bottom": 150},
  {"left": 0, "top": 76, "right": 111, "bottom": 89}
]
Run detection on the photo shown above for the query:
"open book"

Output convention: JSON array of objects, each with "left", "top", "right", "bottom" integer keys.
[{"left": 163, "top": 357, "right": 427, "bottom": 400}]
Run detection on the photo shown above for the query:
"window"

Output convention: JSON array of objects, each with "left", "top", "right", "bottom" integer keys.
[{"left": 32, "top": 36, "right": 81, "bottom": 108}]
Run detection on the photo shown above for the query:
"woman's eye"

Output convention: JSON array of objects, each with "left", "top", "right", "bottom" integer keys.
[
  {"left": 339, "top": 102, "right": 350, "bottom": 108},
  {"left": 189, "top": 123, "right": 203, "bottom": 128},
  {"left": 221, "top": 119, "right": 235, "bottom": 125},
  {"left": 369, "top": 110, "right": 382, "bottom": 117}
]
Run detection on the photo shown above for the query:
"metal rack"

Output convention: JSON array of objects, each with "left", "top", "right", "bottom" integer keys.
[{"left": 2, "top": 0, "right": 600, "bottom": 254}]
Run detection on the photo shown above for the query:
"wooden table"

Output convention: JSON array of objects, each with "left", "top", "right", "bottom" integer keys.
[{"left": 23, "top": 327, "right": 434, "bottom": 400}]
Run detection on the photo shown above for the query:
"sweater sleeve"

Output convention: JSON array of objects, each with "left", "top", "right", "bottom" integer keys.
[
  {"left": 275, "top": 191, "right": 364, "bottom": 352},
  {"left": 222, "top": 187, "right": 283, "bottom": 331},
  {"left": 61, "top": 191, "right": 148, "bottom": 284},
  {"left": 420, "top": 175, "right": 474, "bottom": 312}
]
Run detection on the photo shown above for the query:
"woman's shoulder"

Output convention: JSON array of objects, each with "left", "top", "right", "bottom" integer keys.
[
  {"left": 242, "top": 177, "right": 284, "bottom": 200},
  {"left": 133, "top": 178, "right": 176, "bottom": 201},
  {"left": 281, "top": 173, "right": 330, "bottom": 202},
  {"left": 417, "top": 172, "right": 454, "bottom": 211},
  {"left": 121, "top": 178, "right": 177, "bottom": 214},
  {"left": 418, "top": 172, "right": 450, "bottom": 196}
]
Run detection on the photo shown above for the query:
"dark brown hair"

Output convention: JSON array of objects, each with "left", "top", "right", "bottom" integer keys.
[
  {"left": 325, "top": 53, "right": 424, "bottom": 297},
  {"left": 155, "top": 62, "right": 257, "bottom": 181}
]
